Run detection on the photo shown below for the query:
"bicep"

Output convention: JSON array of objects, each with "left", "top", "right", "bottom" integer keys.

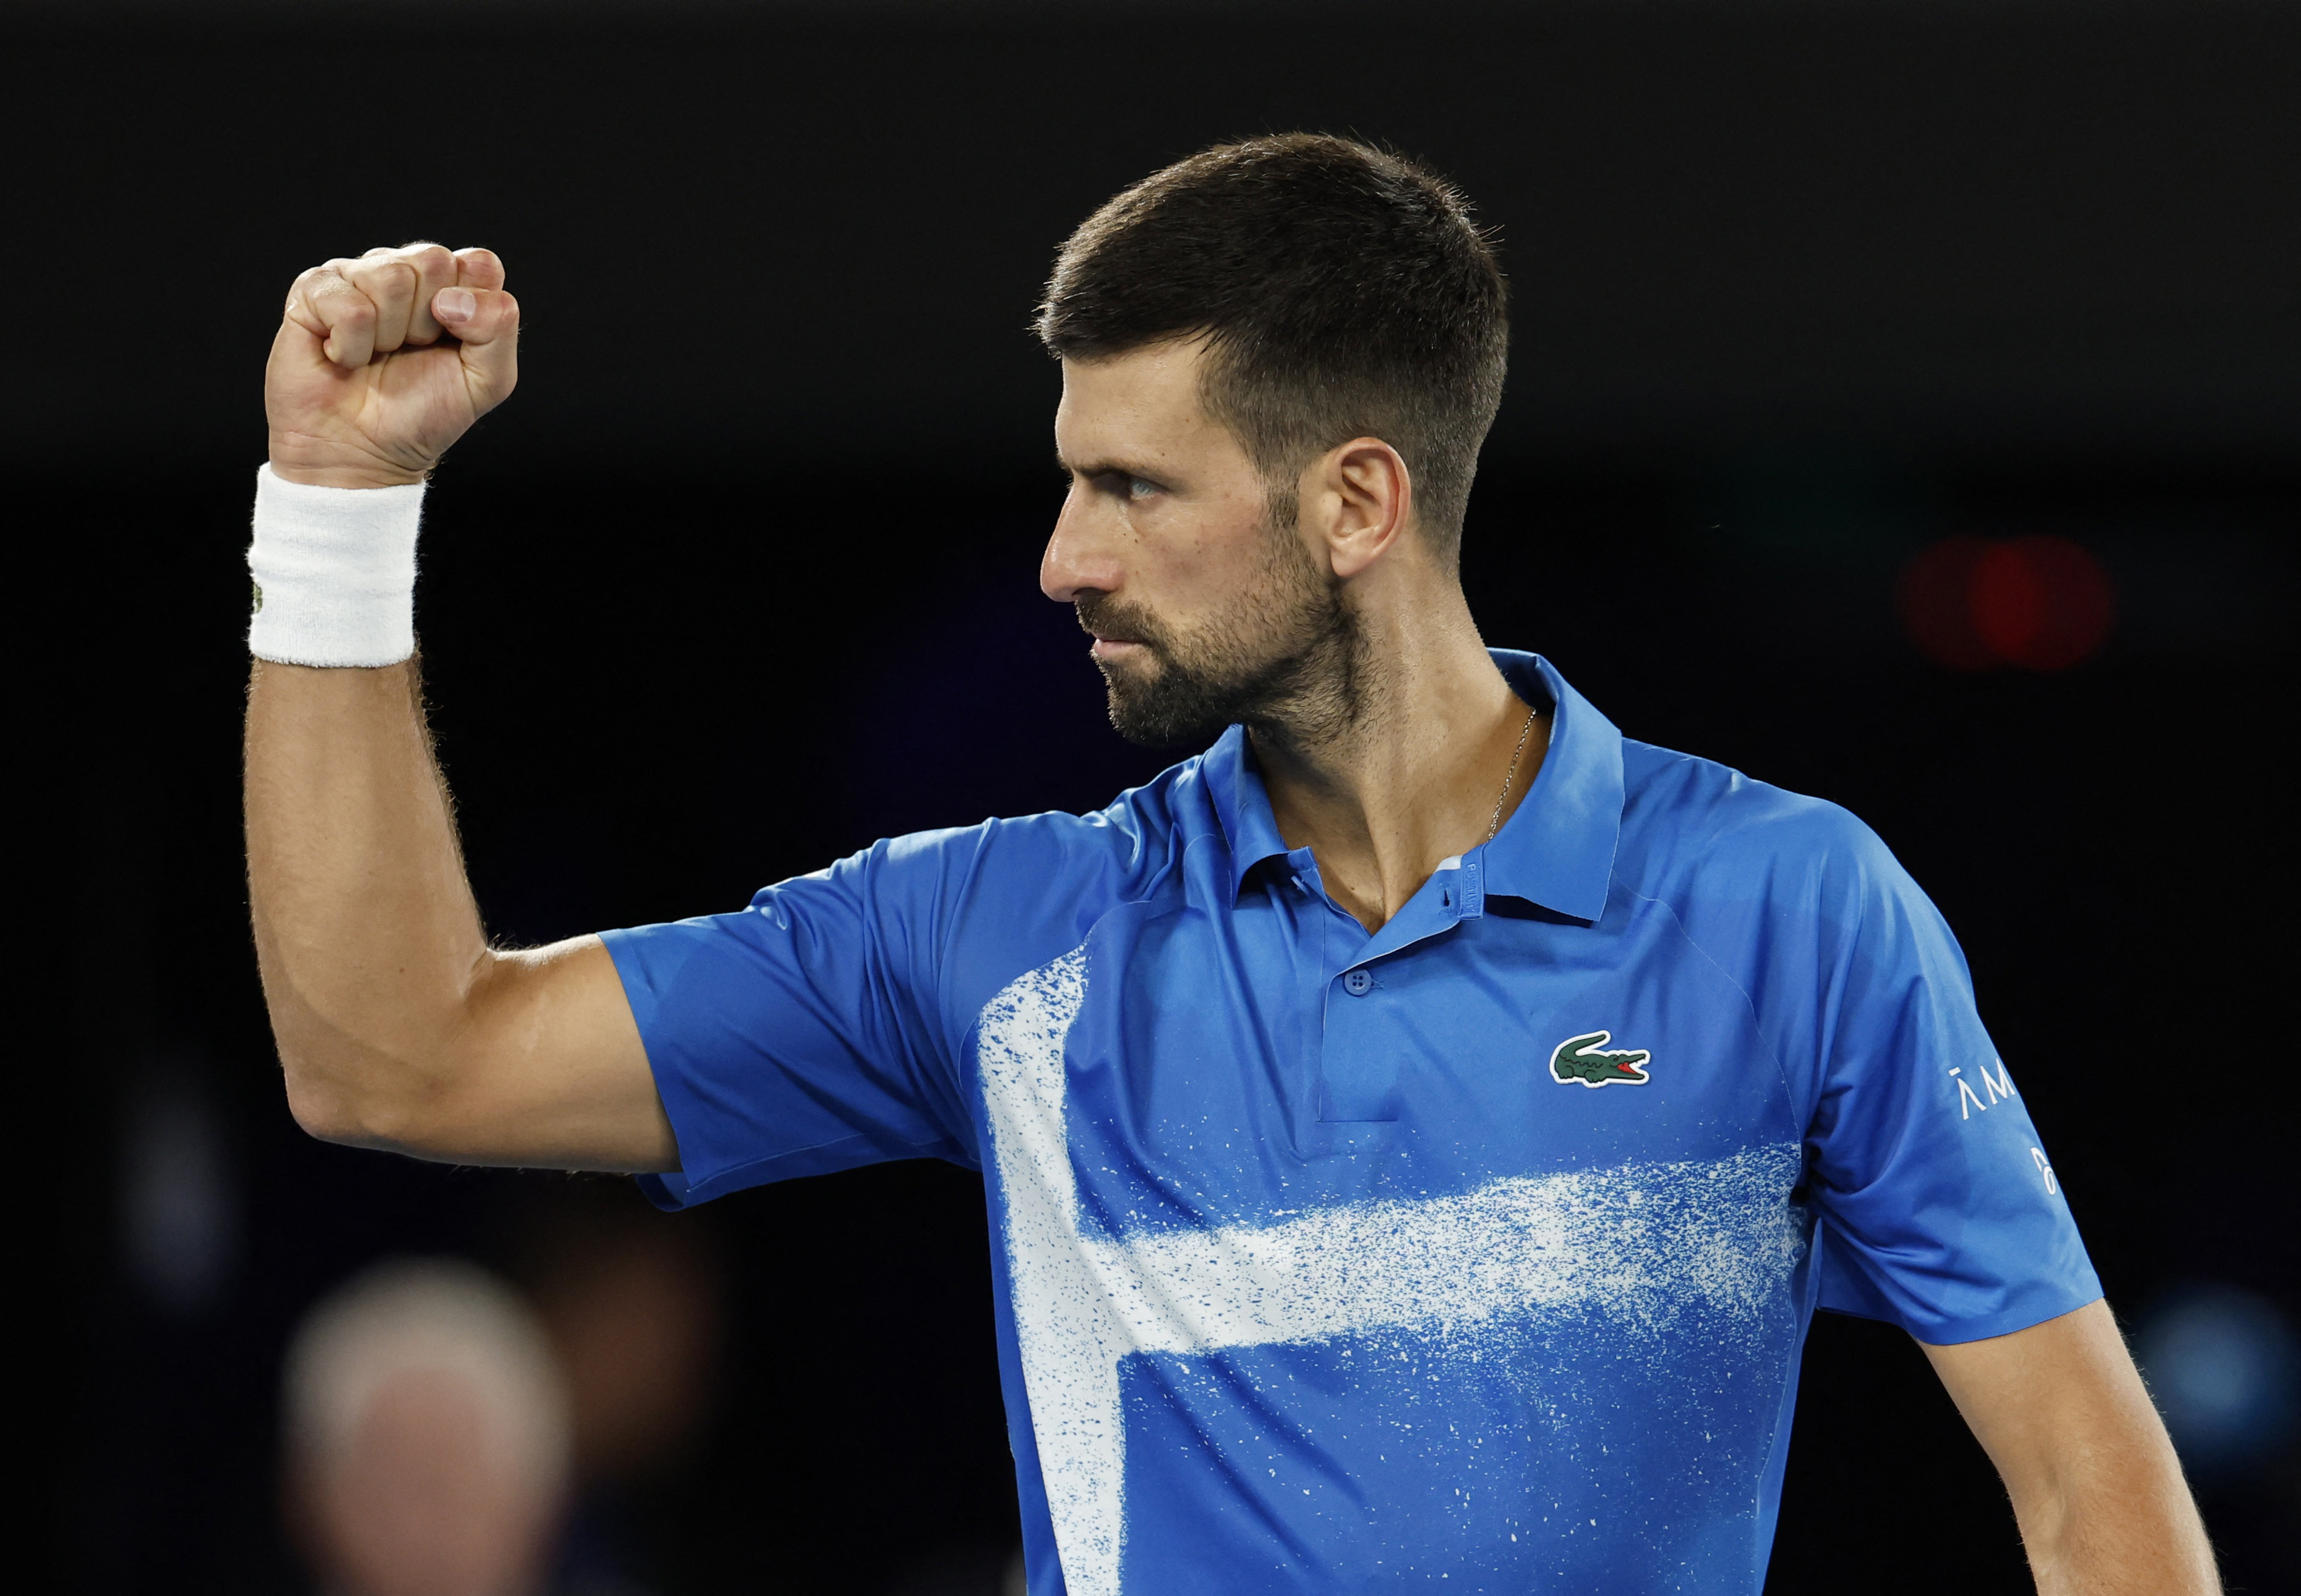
[{"left": 420, "top": 934, "right": 678, "bottom": 1173}]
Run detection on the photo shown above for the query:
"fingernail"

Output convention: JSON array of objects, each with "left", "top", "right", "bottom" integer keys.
[{"left": 435, "top": 288, "right": 476, "bottom": 323}]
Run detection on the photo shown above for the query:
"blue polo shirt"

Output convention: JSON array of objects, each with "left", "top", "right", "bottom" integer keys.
[{"left": 602, "top": 650, "right": 2097, "bottom": 1596}]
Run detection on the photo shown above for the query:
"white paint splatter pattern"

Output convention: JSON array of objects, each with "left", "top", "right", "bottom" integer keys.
[{"left": 978, "top": 946, "right": 1807, "bottom": 1596}]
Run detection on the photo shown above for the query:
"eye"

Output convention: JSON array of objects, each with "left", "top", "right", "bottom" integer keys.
[{"left": 1084, "top": 468, "right": 1165, "bottom": 502}]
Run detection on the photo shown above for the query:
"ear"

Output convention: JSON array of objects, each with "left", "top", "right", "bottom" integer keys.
[{"left": 1304, "top": 437, "right": 1413, "bottom": 579}]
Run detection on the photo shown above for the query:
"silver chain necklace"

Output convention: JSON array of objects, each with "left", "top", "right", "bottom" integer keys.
[{"left": 1484, "top": 703, "right": 1541, "bottom": 842}]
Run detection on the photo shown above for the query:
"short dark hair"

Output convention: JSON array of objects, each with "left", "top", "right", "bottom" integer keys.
[{"left": 1035, "top": 134, "right": 1507, "bottom": 559}]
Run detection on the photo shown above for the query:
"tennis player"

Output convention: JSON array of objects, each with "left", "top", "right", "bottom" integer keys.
[{"left": 244, "top": 136, "right": 2216, "bottom": 1593}]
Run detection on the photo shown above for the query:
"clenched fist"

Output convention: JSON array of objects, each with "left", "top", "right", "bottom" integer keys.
[{"left": 266, "top": 242, "right": 519, "bottom": 489}]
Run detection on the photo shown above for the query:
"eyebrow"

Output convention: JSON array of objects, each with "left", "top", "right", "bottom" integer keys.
[{"left": 1055, "top": 452, "right": 1158, "bottom": 480}]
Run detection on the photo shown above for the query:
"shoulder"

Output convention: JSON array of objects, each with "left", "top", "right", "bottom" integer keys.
[
  {"left": 863, "top": 751, "right": 1205, "bottom": 912},
  {"left": 807, "top": 753, "right": 1211, "bottom": 1018},
  {"left": 1610, "top": 741, "right": 1965, "bottom": 1062},
  {"left": 1615, "top": 738, "right": 1902, "bottom": 906}
]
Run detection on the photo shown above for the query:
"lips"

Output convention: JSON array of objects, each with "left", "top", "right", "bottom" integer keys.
[{"left": 1076, "top": 595, "right": 1162, "bottom": 659}]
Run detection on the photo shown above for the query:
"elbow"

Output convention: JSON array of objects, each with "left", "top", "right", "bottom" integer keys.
[
  {"left": 281, "top": 1065, "right": 370, "bottom": 1146},
  {"left": 262, "top": 962, "right": 508, "bottom": 1156},
  {"left": 276, "top": 1038, "right": 447, "bottom": 1154}
]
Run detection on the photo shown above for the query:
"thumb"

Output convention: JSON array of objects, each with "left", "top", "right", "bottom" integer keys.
[{"left": 431, "top": 286, "right": 520, "bottom": 410}]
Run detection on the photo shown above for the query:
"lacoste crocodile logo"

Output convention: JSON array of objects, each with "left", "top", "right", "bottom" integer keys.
[{"left": 1549, "top": 1030, "right": 1652, "bottom": 1088}]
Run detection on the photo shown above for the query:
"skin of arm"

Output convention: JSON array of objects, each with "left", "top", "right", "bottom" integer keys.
[
  {"left": 246, "top": 242, "right": 674, "bottom": 1171},
  {"left": 1922, "top": 1299, "right": 2220, "bottom": 1594}
]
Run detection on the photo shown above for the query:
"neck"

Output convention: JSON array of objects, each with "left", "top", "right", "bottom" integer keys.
[{"left": 1248, "top": 576, "right": 1545, "bottom": 934}]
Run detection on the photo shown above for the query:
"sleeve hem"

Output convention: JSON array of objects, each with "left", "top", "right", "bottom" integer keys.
[
  {"left": 1818, "top": 1280, "right": 2106, "bottom": 1347},
  {"left": 1907, "top": 1290, "right": 2106, "bottom": 1347},
  {"left": 637, "top": 1132, "right": 963, "bottom": 1210}
]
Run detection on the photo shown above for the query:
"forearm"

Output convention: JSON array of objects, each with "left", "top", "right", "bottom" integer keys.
[{"left": 245, "top": 656, "right": 495, "bottom": 1144}]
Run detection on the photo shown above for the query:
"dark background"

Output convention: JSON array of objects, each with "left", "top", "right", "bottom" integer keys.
[{"left": 15, "top": 1, "right": 2296, "bottom": 1591}]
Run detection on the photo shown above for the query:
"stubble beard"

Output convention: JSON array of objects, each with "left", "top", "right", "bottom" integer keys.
[{"left": 1076, "top": 508, "right": 1371, "bottom": 753}]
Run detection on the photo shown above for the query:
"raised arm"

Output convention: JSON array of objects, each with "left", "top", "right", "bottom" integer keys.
[
  {"left": 1921, "top": 1300, "right": 2219, "bottom": 1595},
  {"left": 245, "top": 242, "right": 675, "bottom": 1172}
]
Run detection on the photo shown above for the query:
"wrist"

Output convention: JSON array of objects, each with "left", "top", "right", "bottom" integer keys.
[
  {"left": 266, "top": 431, "right": 431, "bottom": 491},
  {"left": 247, "top": 465, "right": 425, "bottom": 667}
]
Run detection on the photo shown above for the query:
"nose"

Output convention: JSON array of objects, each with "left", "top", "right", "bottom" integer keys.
[{"left": 1040, "top": 485, "right": 1124, "bottom": 605}]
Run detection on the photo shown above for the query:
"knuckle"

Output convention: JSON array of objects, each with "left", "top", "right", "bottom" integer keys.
[
  {"left": 453, "top": 248, "right": 505, "bottom": 289},
  {"left": 345, "top": 257, "right": 413, "bottom": 293}
]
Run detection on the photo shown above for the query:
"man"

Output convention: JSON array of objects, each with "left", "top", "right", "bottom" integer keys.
[
  {"left": 282, "top": 1260, "right": 571, "bottom": 1596},
  {"left": 245, "top": 136, "right": 2216, "bottom": 1592}
]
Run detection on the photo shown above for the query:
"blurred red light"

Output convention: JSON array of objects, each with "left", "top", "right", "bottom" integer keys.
[{"left": 1898, "top": 535, "right": 2114, "bottom": 671}]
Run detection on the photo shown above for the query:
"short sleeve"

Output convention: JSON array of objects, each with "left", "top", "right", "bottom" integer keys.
[
  {"left": 1803, "top": 826, "right": 2102, "bottom": 1343},
  {"left": 601, "top": 826, "right": 991, "bottom": 1210}
]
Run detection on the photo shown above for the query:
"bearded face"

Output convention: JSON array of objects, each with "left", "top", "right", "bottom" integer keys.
[{"left": 1075, "top": 500, "right": 1363, "bottom": 750}]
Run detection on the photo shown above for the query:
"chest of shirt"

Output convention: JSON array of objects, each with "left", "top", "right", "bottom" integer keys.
[{"left": 982, "top": 881, "right": 1804, "bottom": 1240}]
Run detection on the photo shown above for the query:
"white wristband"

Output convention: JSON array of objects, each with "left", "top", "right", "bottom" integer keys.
[{"left": 247, "top": 464, "right": 426, "bottom": 667}]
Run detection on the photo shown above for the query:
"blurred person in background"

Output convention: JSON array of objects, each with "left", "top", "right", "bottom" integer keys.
[
  {"left": 242, "top": 136, "right": 2216, "bottom": 1591},
  {"left": 282, "top": 1259, "right": 571, "bottom": 1596}
]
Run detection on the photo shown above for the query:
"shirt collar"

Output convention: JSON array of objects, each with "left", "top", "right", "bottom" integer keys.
[
  {"left": 1481, "top": 650, "right": 1624, "bottom": 922},
  {"left": 1200, "top": 723, "right": 1292, "bottom": 899},
  {"left": 1202, "top": 650, "right": 1624, "bottom": 923}
]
